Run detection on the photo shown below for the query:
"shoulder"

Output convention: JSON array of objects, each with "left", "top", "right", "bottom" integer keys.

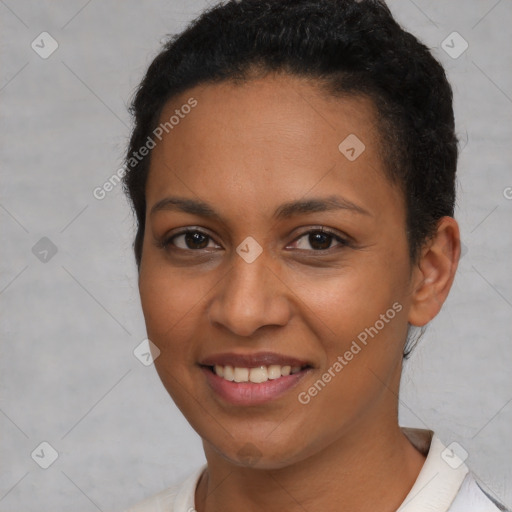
[
  {"left": 448, "top": 473, "right": 510, "bottom": 512},
  {"left": 122, "top": 465, "right": 206, "bottom": 512}
]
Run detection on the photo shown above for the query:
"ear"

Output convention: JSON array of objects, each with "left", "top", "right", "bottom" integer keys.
[{"left": 408, "top": 217, "right": 461, "bottom": 327}]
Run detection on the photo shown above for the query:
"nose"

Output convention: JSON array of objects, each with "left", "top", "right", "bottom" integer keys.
[{"left": 207, "top": 250, "right": 291, "bottom": 337}]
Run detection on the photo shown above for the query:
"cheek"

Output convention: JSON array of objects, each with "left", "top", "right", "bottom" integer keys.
[
  {"left": 289, "top": 255, "right": 408, "bottom": 335},
  {"left": 138, "top": 253, "right": 205, "bottom": 354},
  {"left": 287, "top": 251, "right": 411, "bottom": 399},
  {"left": 138, "top": 257, "right": 209, "bottom": 413}
]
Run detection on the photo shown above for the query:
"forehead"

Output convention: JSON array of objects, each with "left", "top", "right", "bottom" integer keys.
[
  {"left": 145, "top": 73, "right": 402, "bottom": 223},
  {"left": 156, "top": 73, "right": 381, "bottom": 156}
]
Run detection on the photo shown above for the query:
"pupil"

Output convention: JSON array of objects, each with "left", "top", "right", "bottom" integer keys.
[
  {"left": 310, "top": 232, "right": 331, "bottom": 250},
  {"left": 186, "top": 232, "right": 208, "bottom": 249}
]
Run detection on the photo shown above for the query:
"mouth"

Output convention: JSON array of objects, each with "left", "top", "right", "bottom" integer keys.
[{"left": 199, "top": 352, "right": 313, "bottom": 405}]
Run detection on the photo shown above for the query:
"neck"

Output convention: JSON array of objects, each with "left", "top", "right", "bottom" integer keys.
[{"left": 195, "top": 414, "right": 426, "bottom": 512}]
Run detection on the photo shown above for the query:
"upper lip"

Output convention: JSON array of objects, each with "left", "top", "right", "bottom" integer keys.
[{"left": 199, "top": 352, "right": 311, "bottom": 368}]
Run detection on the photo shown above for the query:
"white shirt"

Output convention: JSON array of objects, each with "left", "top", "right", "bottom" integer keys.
[{"left": 123, "top": 428, "right": 507, "bottom": 512}]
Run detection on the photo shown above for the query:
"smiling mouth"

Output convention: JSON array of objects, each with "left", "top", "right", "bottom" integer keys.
[{"left": 205, "top": 364, "right": 310, "bottom": 383}]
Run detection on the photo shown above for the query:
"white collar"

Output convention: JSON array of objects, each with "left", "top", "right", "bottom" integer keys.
[{"left": 398, "top": 428, "right": 469, "bottom": 512}]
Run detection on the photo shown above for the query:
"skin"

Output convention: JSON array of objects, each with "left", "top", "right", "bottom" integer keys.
[{"left": 138, "top": 72, "right": 460, "bottom": 512}]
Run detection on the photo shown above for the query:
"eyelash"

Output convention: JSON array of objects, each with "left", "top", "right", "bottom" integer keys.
[{"left": 157, "top": 227, "right": 351, "bottom": 254}]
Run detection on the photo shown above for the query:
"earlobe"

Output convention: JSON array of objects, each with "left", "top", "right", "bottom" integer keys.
[{"left": 408, "top": 217, "right": 460, "bottom": 327}]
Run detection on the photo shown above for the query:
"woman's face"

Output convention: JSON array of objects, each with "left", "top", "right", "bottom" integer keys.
[{"left": 139, "top": 73, "right": 418, "bottom": 468}]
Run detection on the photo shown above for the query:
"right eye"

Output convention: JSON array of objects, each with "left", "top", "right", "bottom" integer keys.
[{"left": 161, "top": 229, "right": 221, "bottom": 251}]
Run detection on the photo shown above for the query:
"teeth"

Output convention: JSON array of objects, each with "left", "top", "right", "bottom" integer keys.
[
  {"left": 233, "top": 367, "right": 249, "bottom": 382},
  {"left": 213, "top": 364, "right": 304, "bottom": 383},
  {"left": 223, "top": 365, "right": 234, "bottom": 381},
  {"left": 249, "top": 366, "right": 268, "bottom": 383},
  {"left": 268, "top": 365, "right": 281, "bottom": 380}
]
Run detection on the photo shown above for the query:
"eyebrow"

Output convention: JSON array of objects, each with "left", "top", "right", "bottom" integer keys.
[{"left": 149, "top": 195, "right": 371, "bottom": 220}]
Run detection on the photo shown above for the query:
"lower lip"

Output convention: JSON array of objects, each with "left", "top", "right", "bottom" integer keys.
[{"left": 201, "top": 366, "right": 310, "bottom": 406}]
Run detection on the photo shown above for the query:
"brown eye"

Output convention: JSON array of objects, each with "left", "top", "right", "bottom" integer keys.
[
  {"left": 308, "top": 232, "right": 334, "bottom": 250},
  {"left": 290, "top": 229, "right": 348, "bottom": 251},
  {"left": 166, "top": 230, "right": 218, "bottom": 250}
]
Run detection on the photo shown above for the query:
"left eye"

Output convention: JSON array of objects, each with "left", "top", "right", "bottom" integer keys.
[{"left": 290, "top": 230, "right": 348, "bottom": 251}]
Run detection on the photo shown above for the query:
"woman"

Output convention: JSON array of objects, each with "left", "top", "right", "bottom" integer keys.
[{"left": 121, "top": 0, "right": 508, "bottom": 510}]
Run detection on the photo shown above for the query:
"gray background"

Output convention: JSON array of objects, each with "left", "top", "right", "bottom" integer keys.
[{"left": 1, "top": 1, "right": 511, "bottom": 511}]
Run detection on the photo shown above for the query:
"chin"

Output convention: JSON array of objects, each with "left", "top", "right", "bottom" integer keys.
[{"left": 204, "top": 434, "right": 311, "bottom": 471}]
